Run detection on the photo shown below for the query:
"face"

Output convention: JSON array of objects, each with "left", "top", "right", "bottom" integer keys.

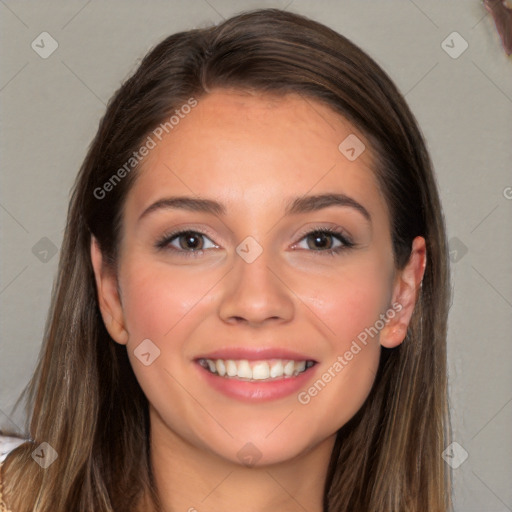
[{"left": 92, "top": 89, "right": 424, "bottom": 467}]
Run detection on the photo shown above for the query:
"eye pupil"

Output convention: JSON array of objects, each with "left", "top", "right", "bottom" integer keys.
[
  {"left": 308, "top": 231, "right": 332, "bottom": 250},
  {"left": 180, "top": 231, "right": 202, "bottom": 250}
]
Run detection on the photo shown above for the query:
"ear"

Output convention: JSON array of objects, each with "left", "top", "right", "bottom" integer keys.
[
  {"left": 380, "top": 236, "right": 427, "bottom": 349},
  {"left": 90, "top": 235, "right": 129, "bottom": 345}
]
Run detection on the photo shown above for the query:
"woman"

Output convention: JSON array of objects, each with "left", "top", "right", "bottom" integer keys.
[{"left": 0, "top": 8, "right": 452, "bottom": 511}]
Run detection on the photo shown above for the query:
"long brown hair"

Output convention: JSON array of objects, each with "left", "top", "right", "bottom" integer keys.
[{"left": 1, "top": 8, "right": 452, "bottom": 511}]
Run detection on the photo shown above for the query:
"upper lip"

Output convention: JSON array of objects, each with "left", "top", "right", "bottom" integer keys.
[{"left": 195, "top": 347, "right": 318, "bottom": 362}]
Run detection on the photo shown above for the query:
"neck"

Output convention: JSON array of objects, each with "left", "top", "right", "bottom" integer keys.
[{"left": 144, "top": 404, "right": 335, "bottom": 512}]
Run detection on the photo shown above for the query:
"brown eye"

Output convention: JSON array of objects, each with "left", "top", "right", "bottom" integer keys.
[
  {"left": 177, "top": 231, "right": 204, "bottom": 250},
  {"left": 155, "top": 230, "right": 218, "bottom": 254},
  {"left": 306, "top": 231, "right": 335, "bottom": 250},
  {"left": 294, "top": 228, "right": 354, "bottom": 256}
]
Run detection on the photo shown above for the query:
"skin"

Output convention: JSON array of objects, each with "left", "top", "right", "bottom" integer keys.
[{"left": 91, "top": 89, "right": 426, "bottom": 512}]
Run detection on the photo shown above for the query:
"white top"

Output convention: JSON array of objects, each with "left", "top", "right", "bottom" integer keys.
[
  {"left": 1, "top": 435, "right": 28, "bottom": 512},
  {"left": 0, "top": 435, "right": 28, "bottom": 463}
]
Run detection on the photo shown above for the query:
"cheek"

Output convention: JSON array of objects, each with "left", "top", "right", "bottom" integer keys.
[
  {"left": 286, "top": 256, "right": 389, "bottom": 423},
  {"left": 289, "top": 287, "right": 386, "bottom": 438},
  {"left": 119, "top": 257, "right": 216, "bottom": 340},
  {"left": 295, "top": 256, "right": 392, "bottom": 349},
  {"left": 118, "top": 257, "right": 215, "bottom": 410}
]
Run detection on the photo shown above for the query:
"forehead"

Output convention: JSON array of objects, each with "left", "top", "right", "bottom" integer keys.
[{"left": 124, "top": 88, "right": 388, "bottom": 224}]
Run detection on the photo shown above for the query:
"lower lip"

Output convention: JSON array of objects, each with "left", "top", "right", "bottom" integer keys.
[{"left": 194, "top": 361, "right": 319, "bottom": 403}]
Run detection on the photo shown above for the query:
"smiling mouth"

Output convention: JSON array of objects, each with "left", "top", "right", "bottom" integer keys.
[{"left": 196, "top": 357, "right": 317, "bottom": 382}]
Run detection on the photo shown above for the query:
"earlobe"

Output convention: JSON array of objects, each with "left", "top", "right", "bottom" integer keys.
[
  {"left": 380, "top": 236, "right": 427, "bottom": 349},
  {"left": 90, "top": 236, "right": 129, "bottom": 345}
]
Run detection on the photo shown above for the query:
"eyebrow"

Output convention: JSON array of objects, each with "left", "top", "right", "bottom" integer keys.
[{"left": 138, "top": 193, "right": 371, "bottom": 223}]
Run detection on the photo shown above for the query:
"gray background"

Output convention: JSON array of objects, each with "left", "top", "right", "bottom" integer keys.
[{"left": 1, "top": 1, "right": 511, "bottom": 510}]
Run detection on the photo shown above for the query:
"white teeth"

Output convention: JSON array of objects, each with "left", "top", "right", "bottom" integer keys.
[
  {"left": 269, "top": 360, "right": 283, "bottom": 378},
  {"left": 236, "top": 360, "right": 252, "bottom": 379},
  {"left": 283, "top": 360, "right": 295, "bottom": 376},
  {"left": 215, "top": 359, "right": 226, "bottom": 377},
  {"left": 295, "top": 361, "right": 306, "bottom": 373},
  {"left": 252, "top": 362, "right": 270, "bottom": 380},
  {"left": 199, "top": 357, "right": 315, "bottom": 381},
  {"left": 225, "top": 360, "right": 238, "bottom": 377}
]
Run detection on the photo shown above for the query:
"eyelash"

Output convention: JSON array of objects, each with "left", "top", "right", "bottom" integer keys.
[{"left": 155, "top": 226, "right": 355, "bottom": 258}]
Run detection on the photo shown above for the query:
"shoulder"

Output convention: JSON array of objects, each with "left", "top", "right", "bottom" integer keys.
[
  {"left": 0, "top": 434, "right": 31, "bottom": 511},
  {"left": 0, "top": 435, "right": 29, "bottom": 463}
]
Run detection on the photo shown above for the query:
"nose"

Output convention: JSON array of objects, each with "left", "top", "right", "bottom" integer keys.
[{"left": 218, "top": 247, "right": 295, "bottom": 327}]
